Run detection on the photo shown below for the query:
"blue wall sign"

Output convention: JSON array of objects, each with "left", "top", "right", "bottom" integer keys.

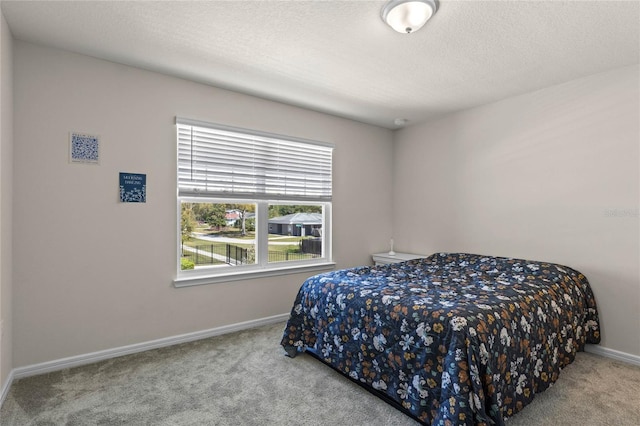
[{"left": 119, "top": 172, "right": 146, "bottom": 203}]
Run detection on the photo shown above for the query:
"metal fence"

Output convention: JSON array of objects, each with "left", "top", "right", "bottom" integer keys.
[
  {"left": 268, "top": 251, "right": 319, "bottom": 263},
  {"left": 182, "top": 242, "right": 247, "bottom": 266},
  {"left": 227, "top": 244, "right": 247, "bottom": 265},
  {"left": 183, "top": 239, "right": 322, "bottom": 266}
]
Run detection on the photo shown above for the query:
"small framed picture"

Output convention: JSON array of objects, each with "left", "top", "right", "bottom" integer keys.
[
  {"left": 69, "top": 132, "right": 100, "bottom": 164},
  {"left": 119, "top": 172, "right": 146, "bottom": 203}
]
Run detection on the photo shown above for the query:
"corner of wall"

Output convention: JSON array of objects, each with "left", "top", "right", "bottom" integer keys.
[{"left": 0, "top": 8, "right": 15, "bottom": 405}]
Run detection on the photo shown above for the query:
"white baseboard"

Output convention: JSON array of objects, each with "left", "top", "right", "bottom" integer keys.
[
  {"left": 0, "top": 368, "right": 15, "bottom": 408},
  {"left": 11, "top": 313, "right": 289, "bottom": 381},
  {"left": 585, "top": 344, "right": 640, "bottom": 367}
]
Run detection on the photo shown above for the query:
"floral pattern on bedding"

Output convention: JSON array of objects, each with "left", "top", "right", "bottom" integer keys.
[{"left": 281, "top": 253, "right": 600, "bottom": 426}]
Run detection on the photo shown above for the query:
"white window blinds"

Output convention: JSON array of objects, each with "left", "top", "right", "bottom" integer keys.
[{"left": 177, "top": 118, "right": 333, "bottom": 201}]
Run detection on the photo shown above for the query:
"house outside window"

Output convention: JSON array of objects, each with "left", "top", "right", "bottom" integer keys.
[{"left": 175, "top": 118, "right": 334, "bottom": 286}]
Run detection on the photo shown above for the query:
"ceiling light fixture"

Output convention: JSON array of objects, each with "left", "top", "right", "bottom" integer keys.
[{"left": 381, "top": 0, "right": 438, "bottom": 34}]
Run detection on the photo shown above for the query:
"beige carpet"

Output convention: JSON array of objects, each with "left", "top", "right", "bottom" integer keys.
[{"left": 1, "top": 322, "right": 639, "bottom": 425}]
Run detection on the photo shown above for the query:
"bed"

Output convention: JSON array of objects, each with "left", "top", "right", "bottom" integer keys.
[{"left": 281, "top": 252, "right": 600, "bottom": 425}]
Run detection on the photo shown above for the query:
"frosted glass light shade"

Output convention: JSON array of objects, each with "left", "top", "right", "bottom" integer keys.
[{"left": 381, "top": 0, "right": 437, "bottom": 34}]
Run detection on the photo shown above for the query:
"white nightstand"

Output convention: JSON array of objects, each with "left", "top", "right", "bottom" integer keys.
[{"left": 372, "top": 252, "right": 426, "bottom": 266}]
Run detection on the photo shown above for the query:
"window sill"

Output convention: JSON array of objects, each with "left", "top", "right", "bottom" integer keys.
[{"left": 173, "top": 261, "right": 336, "bottom": 288}]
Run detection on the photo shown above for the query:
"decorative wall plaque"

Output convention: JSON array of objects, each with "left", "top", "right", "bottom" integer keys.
[
  {"left": 70, "top": 132, "right": 100, "bottom": 164},
  {"left": 119, "top": 172, "right": 146, "bottom": 203}
]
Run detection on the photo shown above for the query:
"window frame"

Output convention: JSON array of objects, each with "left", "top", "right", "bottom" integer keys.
[{"left": 174, "top": 119, "right": 335, "bottom": 287}]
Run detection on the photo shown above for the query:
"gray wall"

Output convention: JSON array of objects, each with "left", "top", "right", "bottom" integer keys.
[
  {"left": 12, "top": 41, "right": 394, "bottom": 367},
  {"left": 7, "top": 40, "right": 640, "bottom": 371},
  {"left": 0, "top": 11, "right": 14, "bottom": 390},
  {"left": 393, "top": 65, "right": 639, "bottom": 356}
]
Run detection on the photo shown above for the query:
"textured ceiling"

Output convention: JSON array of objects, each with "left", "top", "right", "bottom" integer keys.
[{"left": 2, "top": 0, "right": 639, "bottom": 129}]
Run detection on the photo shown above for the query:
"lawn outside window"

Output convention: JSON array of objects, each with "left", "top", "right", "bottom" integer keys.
[{"left": 174, "top": 118, "right": 334, "bottom": 287}]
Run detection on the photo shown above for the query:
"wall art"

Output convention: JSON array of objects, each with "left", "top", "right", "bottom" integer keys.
[
  {"left": 69, "top": 132, "right": 100, "bottom": 164},
  {"left": 119, "top": 172, "right": 146, "bottom": 203}
]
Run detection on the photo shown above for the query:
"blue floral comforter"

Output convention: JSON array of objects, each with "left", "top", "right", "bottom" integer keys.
[{"left": 281, "top": 253, "right": 600, "bottom": 425}]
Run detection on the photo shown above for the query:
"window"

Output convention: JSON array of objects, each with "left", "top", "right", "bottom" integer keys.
[{"left": 175, "top": 117, "right": 334, "bottom": 286}]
